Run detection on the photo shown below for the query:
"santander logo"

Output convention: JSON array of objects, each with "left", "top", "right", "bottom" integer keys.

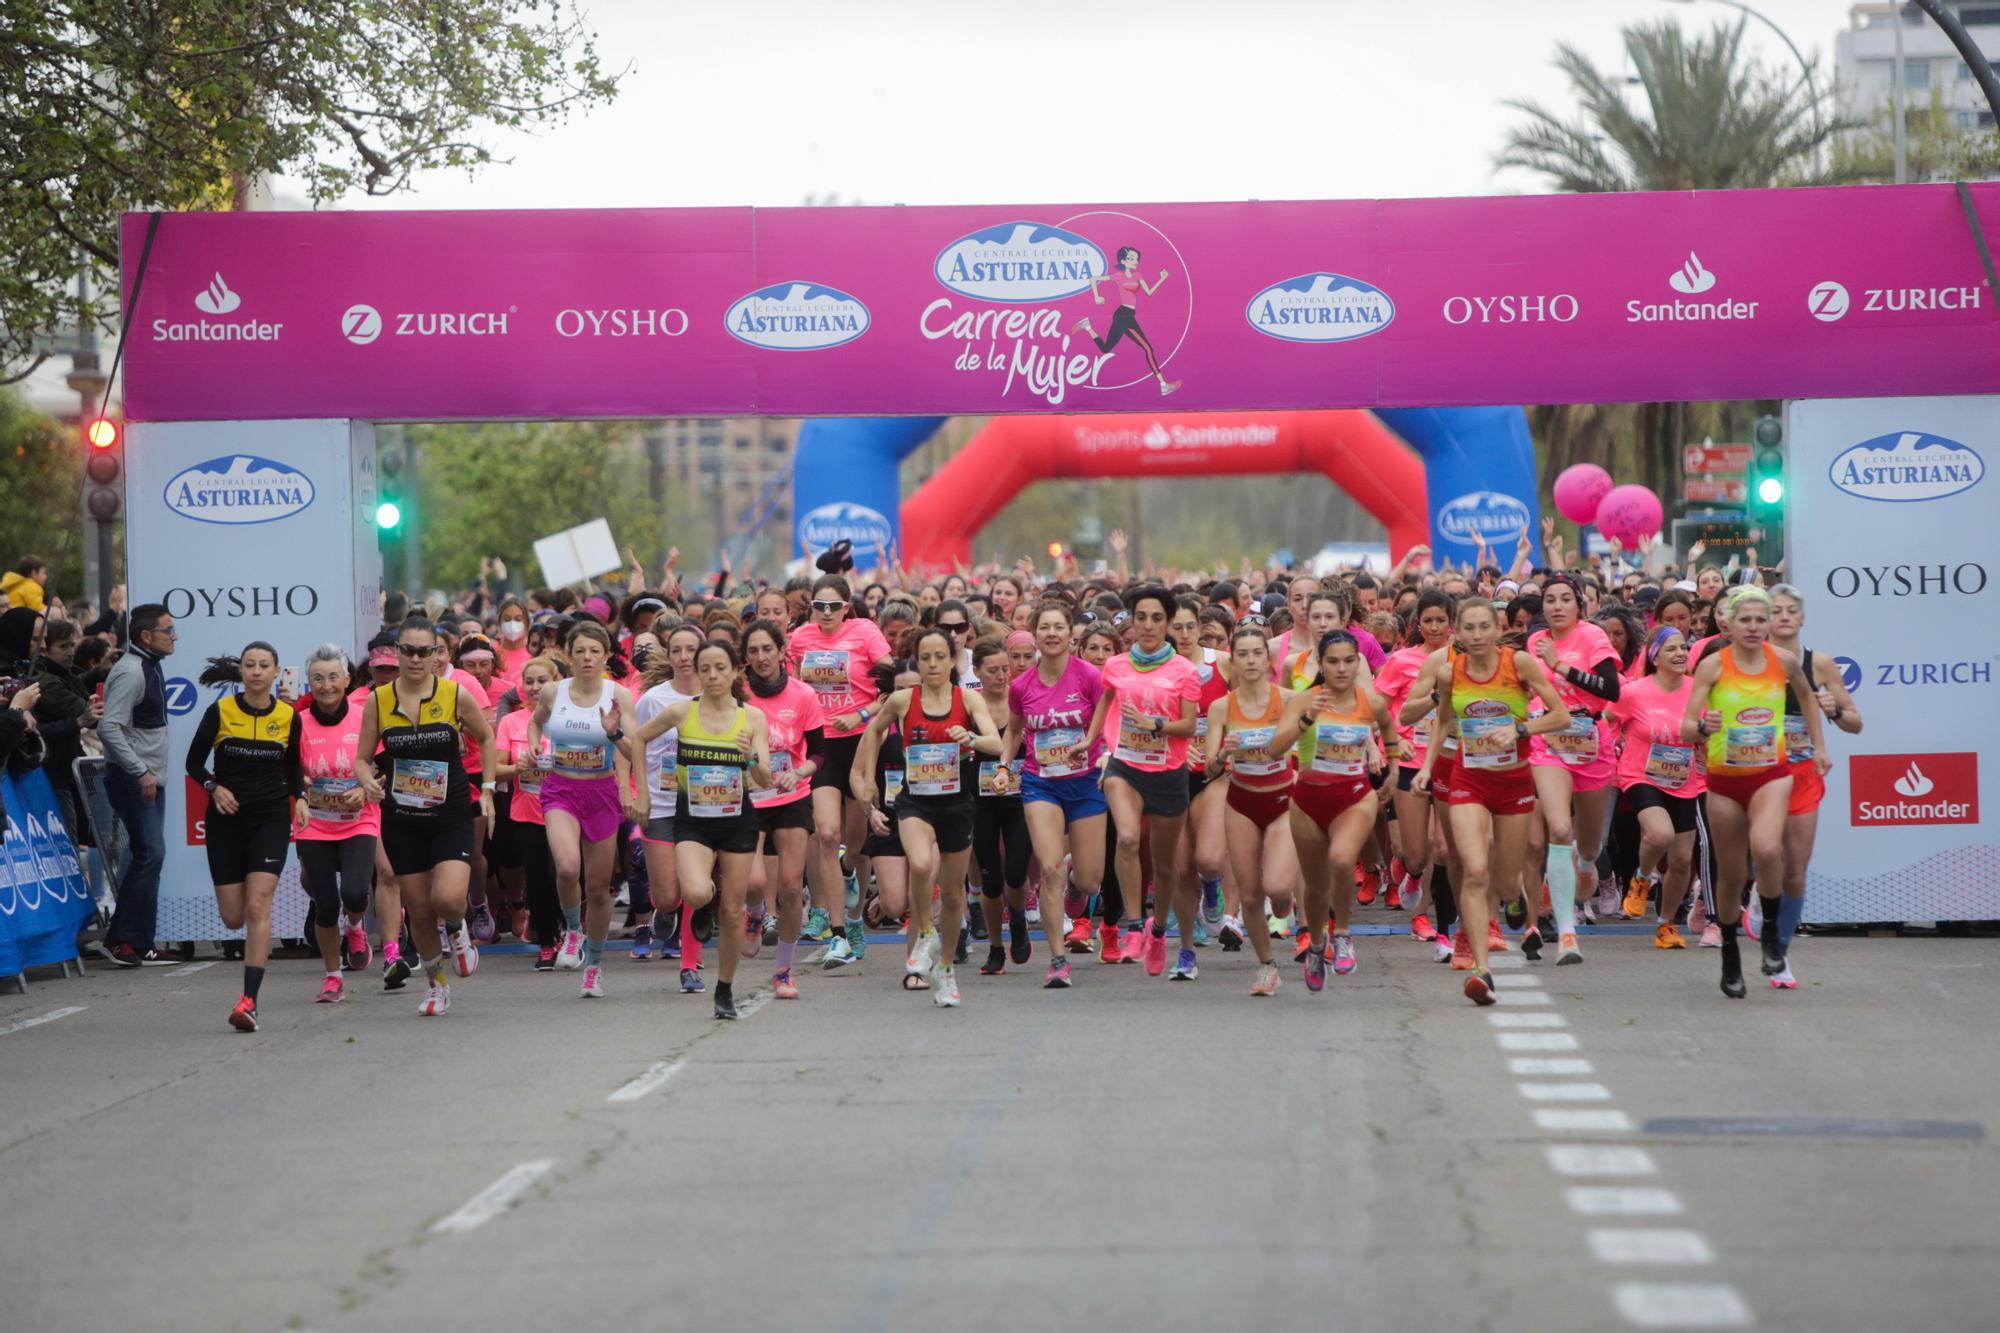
[
  {"left": 194, "top": 273, "right": 242, "bottom": 315},
  {"left": 1669, "top": 253, "right": 1716, "bottom": 295},
  {"left": 1893, "top": 761, "right": 1933, "bottom": 798},
  {"left": 1850, "top": 752, "right": 1977, "bottom": 827}
]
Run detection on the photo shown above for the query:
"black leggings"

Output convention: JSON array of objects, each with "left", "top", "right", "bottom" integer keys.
[
  {"left": 513, "top": 820, "right": 560, "bottom": 945},
  {"left": 296, "top": 837, "right": 375, "bottom": 929},
  {"left": 973, "top": 798, "right": 1030, "bottom": 900},
  {"left": 1430, "top": 863, "right": 1458, "bottom": 937},
  {"left": 1090, "top": 305, "right": 1164, "bottom": 378},
  {"left": 1100, "top": 817, "right": 1126, "bottom": 925}
]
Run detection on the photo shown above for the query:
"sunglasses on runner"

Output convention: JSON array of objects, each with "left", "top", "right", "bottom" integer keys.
[
  {"left": 397, "top": 643, "right": 437, "bottom": 658},
  {"left": 937, "top": 620, "right": 969, "bottom": 633},
  {"left": 811, "top": 599, "right": 846, "bottom": 613}
]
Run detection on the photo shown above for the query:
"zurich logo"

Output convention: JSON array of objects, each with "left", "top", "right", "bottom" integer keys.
[
  {"left": 798, "top": 501, "right": 893, "bottom": 552},
  {"left": 164, "top": 677, "right": 199, "bottom": 716},
  {"left": 163, "top": 455, "right": 316, "bottom": 526},
  {"left": 1435, "top": 491, "right": 1531, "bottom": 544},
  {"left": 1834, "top": 656, "right": 1863, "bottom": 692},
  {"left": 725, "top": 282, "right": 871, "bottom": 351},
  {"left": 1829, "top": 431, "right": 1984, "bottom": 503},
  {"left": 934, "top": 222, "right": 1106, "bottom": 303},
  {"left": 1246, "top": 273, "right": 1395, "bottom": 344}
]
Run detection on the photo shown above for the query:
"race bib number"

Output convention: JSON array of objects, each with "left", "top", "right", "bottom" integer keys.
[
  {"left": 653, "top": 735, "right": 679, "bottom": 792},
  {"left": 799, "top": 650, "right": 850, "bottom": 693},
  {"left": 552, "top": 741, "right": 611, "bottom": 776},
  {"left": 1309, "top": 722, "right": 1369, "bottom": 777},
  {"left": 389, "top": 758, "right": 448, "bottom": 809},
  {"left": 1459, "top": 715, "right": 1518, "bottom": 771},
  {"left": 1644, "top": 742, "right": 1695, "bottom": 790},
  {"left": 1232, "top": 726, "right": 1287, "bottom": 778},
  {"left": 307, "top": 777, "right": 361, "bottom": 823},
  {"left": 1724, "top": 724, "right": 1779, "bottom": 769},
  {"left": 883, "top": 768, "right": 904, "bottom": 808},
  {"left": 1545, "top": 713, "right": 1600, "bottom": 765},
  {"left": 906, "top": 742, "right": 962, "bottom": 797},
  {"left": 1114, "top": 718, "right": 1169, "bottom": 767},
  {"left": 979, "top": 758, "right": 1023, "bottom": 797},
  {"left": 686, "top": 764, "right": 744, "bottom": 817},
  {"left": 516, "top": 748, "right": 548, "bottom": 796},
  {"left": 749, "top": 751, "right": 794, "bottom": 806},
  {"left": 1408, "top": 709, "right": 1433, "bottom": 755},
  {"left": 1032, "top": 727, "right": 1085, "bottom": 779},
  {"left": 1783, "top": 713, "right": 1814, "bottom": 763}
]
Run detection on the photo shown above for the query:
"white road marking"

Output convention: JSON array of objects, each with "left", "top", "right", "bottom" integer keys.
[
  {"left": 1519, "top": 1081, "right": 1613, "bottom": 1101},
  {"left": 1497, "top": 971, "right": 1544, "bottom": 987},
  {"left": 1590, "top": 1229, "right": 1715, "bottom": 1264},
  {"left": 1495, "top": 989, "right": 1555, "bottom": 1005},
  {"left": 1534, "top": 1108, "right": 1635, "bottom": 1132},
  {"left": 1566, "top": 1187, "right": 1684, "bottom": 1216},
  {"left": 1547, "top": 1145, "right": 1657, "bottom": 1177},
  {"left": 1487, "top": 954, "right": 1526, "bottom": 969},
  {"left": 1488, "top": 1011, "right": 1567, "bottom": 1028},
  {"left": 1497, "top": 1031, "right": 1578, "bottom": 1051},
  {"left": 736, "top": 991, "right": 773, "bottom": 1020},
  {"left": 0, "top": 1006, "right": 86, "bottom": 1036},
  {"left": 163, "top": 962, "right": 216, "bottom": 978},
  {"left": 607, "top": 1059, "right": 687, "bottom": 1104},
  {"left": 1509, "top": 1057, "right": 1593, "bottom": 1076},
  {"left": 1611, "top": 1283, "right": 1752, "bottom": 1328},
  {"left": 430, "top": 1160, "right": 554, "bottom": 1234}
]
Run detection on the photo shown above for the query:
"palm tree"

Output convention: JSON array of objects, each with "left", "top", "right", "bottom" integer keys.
[{"left": 1497, "top": 19, "right": 1857, "bottom": 537}]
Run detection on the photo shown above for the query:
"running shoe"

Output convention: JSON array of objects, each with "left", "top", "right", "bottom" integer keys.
[
  {"left": 1503, "top": 894, "right": 1528, "bottom": 930},
  {"left": 1294, "top": 930, "right": 1314, "bottom": 963},
  {"left": 1698, "top": 922, "right": 1723, "bottom": 949},
  {"left": 1451, "top": 929, "right": 1475, "bottom": 971},
  {"left": 580, "top": 964, "right": 604, "bottom": 998},
  {"left": 691, "top": 899, "right": 717, "bottom": 944},
  {"left": 1623, "top": 877, "right": 1653, "bottom": 920},
  {"left": 1579, "top": 897, "right": 1598, "bottom": 927},
  {"left": 1065, "top": 917, "right": 1094, "bottom": 954},
  {"left": 934, "top": 968, "right": 962, "bottom": 1008},
  {"left": 1720, "top": 936, "right": 1746, "bottom": 999},
  {"left": 1769, "top": 959, "right": 1797, "bottom": 990},
  {"left": 1143, "top": 928, "right": 1169, "bottom": 977},
  {"left": 1268, "top": 913, "right": 1291, "bottom": 940},
  {"left": 556, "top": 929, "right": 584, "bottom": 971},
  {"left": 801, "top": 906, "right": 834, "bottom": 941},
  {"left": 1487, "top": 919, "right": 1509, "bottom": 952},
  {"left": 742, "top": 913, "right": 764, "bottom": 959},
  {"left": 714, "top": 988, "right": 738, "bottom": 1020},
  {"left": 1303, "top": 947, "right": 1326, "bottom": 993},
  {"left": 316, "top": 975, "right": 345, "bottom": 1004},
  {"left": 981, "top": 945, "right": 1007, "bottom": 976},
  {"left": 418, "top": 982, "right": 450, "bottom": 1016},
  {"left": 1433, "top": 932, "right": 1456, "bottom": 965},
  {"left": 1356, "top": 865, "right": 1379, "bottom": 906},
  {"left": 773, "top": 969, "right": 799, "bottom": 1000},
  {"left": 846, "top": 918, "right": 868, "bottom": 961},
  {"left": 968, "top": 910, "right": 989, "bottom": 941},
  {"left": 1521, "top": 925, "right": 1544, "bottom": 961},
  {"left": 911, "top": 930, "right": 942, "bottom": 983},
  {"left": 344, "top": 925, "right": 372, "bottom": 972},
  {"left": 680, "top": 968, "right": 705, "bottom": 994},
  {"left": 382, "top": 942, "right": 411, "bottom": 991},
  {"left": 1218, "top": 916, "right": 1244, "bottom": 952},
  {"left": 1410, "top": 912, "right": 1436, "bottom": 942},
  {"left": 1556, "top": 932, "right": 1582, "bottom": 965},
  {"left": 1170, "top": 948, "right": 1198, "bottom": 981},
  {"left": 228, "top": 995, "right": 259, "bottom": 1031},
  {"left": 535, "top": 945, "right": 557, "bottom": 971},
  {"left": 469, "top": 901, "right": 497, "bottom": 945},
  {"left": 1464, "top": 968, "right": 1495, "bottom": 1006},
  {"left": 1687, "top": 892, "right": 1709, "bottom": 935},
  {"left": 1332, "top": 935, "right": 1357, "bottom": 976},
  {"left": 1098, "top": 922, "right": 1122, "bottom": 964},
  {"left": 1384, "top": 882, "right": 1403, "bottom": 911},
  {"left": 1010, "top": 910, "right": 1033, "bottom": 965},
  {"left": 1743, "top": 895, "right": 1762, "bottom": 942},
  {"left": 823, "top": 934, "right": 854, "bottom": 969},
  {"left": 844, "top": 867, "right": 862, "bottom": 916},
  {"left": 1760, "top": 926, "right": 1786, "bottom": 977},
  {"left": 1201, "top": 879, "right": 1222, "bottom": 924},
  {"left": 1596, "top": 881, "right": 1621, "bottom": 919},
  {"left": 1192, "top": 914, "right": 1209, "bottom": 948},
  {"left": 762, "top": 913, "right": 780, "bottom": 946},
  {"left": 1045, "top": 958, "right": 1072, "bottom": 989},
  {"left": 1654, "top": 922, "right": 1686, "bottom": 950},
  {"left": 631, "top": 924, "right": 655, "bottom": 960},
  {"left": 1118, "top": 925, "right": 1147, "bottom": 964},
  {"left": 952, "top": 927, "right": 970, "bottom": 966}
]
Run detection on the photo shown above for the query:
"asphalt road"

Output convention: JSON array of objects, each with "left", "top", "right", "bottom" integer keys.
[{"left": 3, "top": 921, "right": 1995, "bottom": 1333}]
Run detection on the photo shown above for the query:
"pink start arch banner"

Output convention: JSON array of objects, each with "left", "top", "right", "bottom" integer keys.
[{"left": 120, "top": 183, "right": 2000, "bottom": 422}]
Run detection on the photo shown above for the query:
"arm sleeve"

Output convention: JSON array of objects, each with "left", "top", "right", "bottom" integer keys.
[
  {"left": 184, "top": 703, "right": 221, "bottom": 786},
  {"left": 283, "top": 713, "right": 305, "bottom": 798},
  {"left": 802, "top": 726, "right": 827, "bottom": 764},
  {"left": 1564, "top": 656, "right": 1624, "bottom": 704},
  {"left": 99, "top": 662, "right": 145, "bottom": 776}
]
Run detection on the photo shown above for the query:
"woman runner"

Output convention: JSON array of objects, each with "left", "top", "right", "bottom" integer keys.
[
  {"left": 742, "top": 618, "right": 825, "bottom": 1001},
  {"left": 1171, "top": 599, "right": 1231, "bottom": 949},
  {"left": 493, "top": 657, "right": 561, "bottom": 968},
  {"left": 637, "top": 624, "right": 707, "bottom": 989},
  {"left": 1376, "top": 591, "right": 1456, "bottom": 935},
  {"left": 186, "top": 643, "right": 308, "bottom": 1031},
  {"left": 295, "top": 645, "right": 379, "bottom": 1006},
  {"left": 1606, "top": 628, "right": 1704, "bottom": 948},
  {"left": 971, "top": 635, "right": 1033, "bottom": 975}
]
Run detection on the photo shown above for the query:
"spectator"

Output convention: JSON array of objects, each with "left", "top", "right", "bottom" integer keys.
[
  {"left": 75, "top": 636, "right": 116, "bottom": 693},
  {"left": 95, "top": 601, "right": 177, "bottom": 968},
  {"left": 0, "top": 605, "right": 43, "bottom": 674},
  {"left": 382, "top": 590, "right": 410, "bottom": 631},
  {"left": 1, "top": 555, "right": 48, "bottom": 614},
  {"left": 0, "top": 680, "right": 41, "bottom": 836},
  {"left": 85, "top": 583, "right": 128, "bottom": 645},
  {"left": 32, "top": 619, "right": 99, "bottom": 842}
]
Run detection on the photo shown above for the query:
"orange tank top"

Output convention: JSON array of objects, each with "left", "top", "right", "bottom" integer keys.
[{"left": 1225, "top": 686, "right": 1290, "bottom": 783}]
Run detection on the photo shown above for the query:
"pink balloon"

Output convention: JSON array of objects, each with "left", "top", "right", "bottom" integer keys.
[
  {"left": 1553, "top": 463, "right": 1614, "bottom": 525},
  {"left": 1596, "top": 484, "right": 1664, "bottom": 545}
]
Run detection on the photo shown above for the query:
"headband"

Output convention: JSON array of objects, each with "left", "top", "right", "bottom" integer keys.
[{"left": 1645, "top": 625, "right": 1680, "bottom": 666}]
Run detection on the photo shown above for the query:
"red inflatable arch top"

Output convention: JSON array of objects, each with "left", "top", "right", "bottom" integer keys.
[{"left": 898, "top": 411, "right": 1428, "bottom": 569}]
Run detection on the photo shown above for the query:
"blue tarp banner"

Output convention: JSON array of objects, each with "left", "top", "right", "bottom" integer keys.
[{"left": 0, "top": 768, "right": 93, "bottom": 976}]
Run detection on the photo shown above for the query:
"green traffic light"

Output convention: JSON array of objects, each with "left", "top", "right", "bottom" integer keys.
[
  {"left": 1757, "top": 477, "right": 1784, "bottom": 506},
  {"left": 376, "top": 500, "right": 403, "bottom": 530}
]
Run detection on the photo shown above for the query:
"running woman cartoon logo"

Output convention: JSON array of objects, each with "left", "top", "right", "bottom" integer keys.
[
  {"left": 1246, "top": 274, "right": 1395, "bottom": 344},
  {"left": 1072, "top": 246, "right": 1181, "bottom": 397}
]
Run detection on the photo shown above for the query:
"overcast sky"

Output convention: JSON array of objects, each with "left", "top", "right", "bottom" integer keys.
[{"left": 327, "top": 0, "right": 1864, "bottom": 212}]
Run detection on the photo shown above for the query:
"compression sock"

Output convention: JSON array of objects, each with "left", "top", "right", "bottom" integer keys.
[
  {"left": 562, "top": 904, "right": 582, "bottom": 932},
  {"left": 776, "top": 940, "right": 797, "bottom": 973},
  {"left": 681, "top": 911, "right": 702, "bottom": 969},
  {"left": 243, "top": 965, "right": 264, "bottom": 1002},
  {"left": 1432, "top": 865, "right": 1457, "bottom": 936},
  {"left": 1547, "top": 844, "right": 1578, "bottom": 936},
  {"left": 1777, "top": 893, "right": 1807, "bottom": 954},
  {"left": 583, "top": 937, "right": 605, "bottom": 967}
]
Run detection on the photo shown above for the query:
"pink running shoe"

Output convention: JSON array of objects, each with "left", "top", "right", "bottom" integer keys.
[
  {"left": 1142, "top": 928, "right": 1168, "bottom": 977},
  {"left": 344, "top": 925, "right": 372, "bottom": 971},
  {"left": 316, "top": 974, "right": 346, "bottom": 1003}
]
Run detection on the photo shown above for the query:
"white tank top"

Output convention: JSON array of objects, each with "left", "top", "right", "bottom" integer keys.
[
  {"left": 638, "top": 679, "right": 697, "bottom": 819},
  {"left": 545, "top": 678, "right": 616, "bottom": 778}
]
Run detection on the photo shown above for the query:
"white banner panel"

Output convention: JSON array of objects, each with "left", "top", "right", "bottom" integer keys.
[
  {"left": 125, "top": 420, "right": 380, "bottom": 941},
  {"left": 1790, "top": 396, "right": 1999, "bottom": 922}
]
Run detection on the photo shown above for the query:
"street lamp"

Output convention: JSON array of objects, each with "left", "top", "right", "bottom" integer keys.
[{"left": 1663, "top": 0, "right": 1827, "bottom": 171}]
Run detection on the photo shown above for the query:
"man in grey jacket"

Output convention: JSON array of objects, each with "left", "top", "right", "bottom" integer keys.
[{"left": 95, "top": 602, "right": 177, "bottom": 967}]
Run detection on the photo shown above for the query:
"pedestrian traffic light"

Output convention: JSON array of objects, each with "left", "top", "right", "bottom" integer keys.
[
  {"left": 82, "top": 415, "right": 124, "bottom": 520},
  {"left": 1749, "top": 415, "right": 1785, "bottom": 522}
]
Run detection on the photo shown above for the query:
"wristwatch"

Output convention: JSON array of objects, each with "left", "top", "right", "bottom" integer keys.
[{"left": 202, "top": 779, "right": 215, "bottom": 793}]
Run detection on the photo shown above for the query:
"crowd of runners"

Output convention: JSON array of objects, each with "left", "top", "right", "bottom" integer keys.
[{"left": 173, "top": 524, "right": 1857, "bottom": 1030}]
